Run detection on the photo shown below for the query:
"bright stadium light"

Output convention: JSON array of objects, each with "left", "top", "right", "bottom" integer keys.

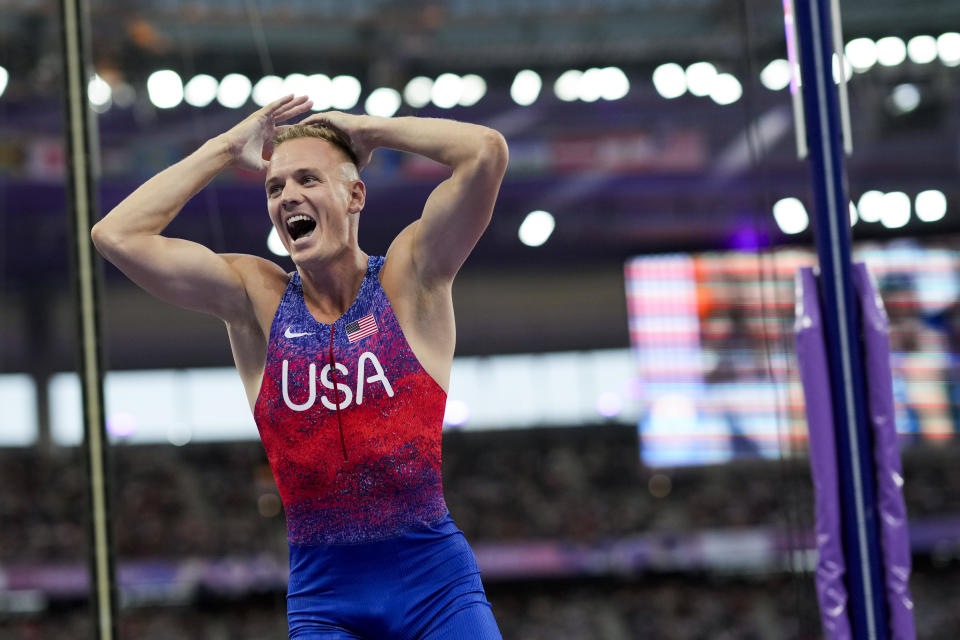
[
  {"left": 685, "top": 61, "right": 718, "bottom": 97},
  {"left": 652, "top": 63, "right": 687, "bottom": 99},
  {"left": 710, "top": 73, "right": 742, "bottom": 105},
  {"left": 890, "top": 83, "right": 921, "bottom": 114},
  {"left": 832, "top": 53, "right": 853, "bottom": 83},
  {"left": 282, "top": 73, "right": 311, "bottom": 97},
  {"left": 849, "top": 201, "right": 859, "bottom": 226},
  {"left": 857, "top": 190, "right": 885, "bottom": 223},
  {"left": 554, "top": 69, "right": 582, "bottom": 102},
  {"left": 431, "top": 73, "right": 462, "bottom": 109},
  {"left": 87, "top": 74, "right": 112, "bottom": 112},
  {"left": 216, "top": 73, "right": 252, "bottom": 108},
  {"left": 518, "top": 210, "right": 555, "bottom": 247},
  {"left": 760, "top": 59, "right": 791, "bottom": 90},
  {"left": 364, "top": 87, "right": 401, "bottom": 117},
  {"left": 185, "top": 74, "right": 220, "bottom": 107},
  {"left": 880, "top": 191, "right": 911, "bottom": 229},
  {"left": 578, "top": 67, "right": 604, "bottom": 103},
  {"left": 267, "top": 227, "right": 289, "bottom": 257},
  {"left": 404, "top": 76, "right": 434, "bottom": 108},
  {"left": 306, "top": 74, "right": 333, "bottom": 111},
  {"left": 598, "top": 66, "right": 630, "bottom": 101},
  {"left": 459, "top": 74, "right": 487, "bottom": 107},
  {"left": 915, "top": 189, "right": 947, "bottom": 222},
  {"left": 938, "top": 32, "right": 960, "bottom": 66},
  {"left": 510, "top": 69, "right": 542, "bottom": 106},
  {"left": 845, "top": 37, "right": 878, "bottom": 72},
  {"left": 876, "top": 36, "right": 907, "bottom": 66},
  {"left": 0, "top": 65, "right": 8, "bottom": 99},
  {"left": 443, "top": 399, "right": 470, "bottom": 427},
  {"left": 147, "top": 70, "right": 184, "bottom": 109},
  {"left": 772, "top": 197, "right": 809, "bottom": 234},
  {"left": 907, "top": 35, "right": 939, "bottom": 64},
  {"left": 330, "top": 75, "right": 361, "bottom": 110},
  {"left": 252, "top": 75, "right": 284, "bottom": 108}
]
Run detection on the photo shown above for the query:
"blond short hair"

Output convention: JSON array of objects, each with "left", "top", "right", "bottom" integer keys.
[{"left": 273, "top": 123, "right": 358, "bottom": 167}]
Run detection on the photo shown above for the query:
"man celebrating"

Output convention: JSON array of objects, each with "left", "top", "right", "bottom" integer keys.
[{"left": 92, "top": 94, "right": 508, "bottom": 639}]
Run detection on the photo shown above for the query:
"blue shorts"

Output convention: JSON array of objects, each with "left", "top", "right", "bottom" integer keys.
[{"left": 287, "top": 514, "right": 502, "bottom": 640}]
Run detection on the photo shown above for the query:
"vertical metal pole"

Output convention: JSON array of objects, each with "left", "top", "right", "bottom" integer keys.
[
  {"left": 58, "top": 1, "right": 118, "bottom": 639},
  {"left": 792, "top": 1, "right": 888, "bottom": 639}
]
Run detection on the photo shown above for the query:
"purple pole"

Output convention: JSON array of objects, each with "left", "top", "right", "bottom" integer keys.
[
  {"left": 795, "top": 266, "right": 852, "bottom": 639},
  {"left": 852, "top": 263, "right": 916, "bottom": 640}
]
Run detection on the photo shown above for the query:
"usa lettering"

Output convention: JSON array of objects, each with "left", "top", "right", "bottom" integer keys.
[{"left": 281, "top": 352, "right": 394, "bottom": 412}]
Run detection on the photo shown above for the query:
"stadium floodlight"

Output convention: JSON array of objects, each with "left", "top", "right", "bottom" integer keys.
[
  {"left": 760, "top": 59, "right": 791, "bottom": 91},
  {"left": 186, "top": 74, "right": 220, "bottom": 107},
  {"left": 364, "top": 87, "right": 402, "bottom": 118},
  {"left": 915, "top": 190, "right": 947, "bottom": 222},
  {"left": 431, "top": 73, "right": 462, "bottom": 109},
  {"left": 0, "top": 65, "right": 8, "bottom": 99},
  {"left": 443, "top": 399, "right": 470, "bottom": 427},
  {"left": 652, "top": 63, "right": 686, "bottom": 99},
  {"left": 907, "top": 35, "right": 938, "bottom": 64},
  {"left": 890, "top": 83, "right": 921, "bottom": 114},
  {"left": 518, "top": 210, "right": 555, "bottom": 247},
  {"left": 845, "top": 38, "right": 878, "bottom": 72},
  {"left": 510, "top": 69, "right": 542, "bottom": 106},
  {"left": 710, "top": 73, "right": 742, "bottom": 106},
  {"left": 685, "top": 61, "right": 717, "bottom": 97},
  {"left": 216, "top": 73, "right": 252, "bottom": 108},
  {"left": 849, "top": 202, "right": 859, "bottom": 227},
  {"left": 578, "top": 67, "right": 603, "bottom": 103},
  {"left": 938, "top": 32, "right": 960, "bottom": 66},
  {"left": 330, "top": 75, "right": 361, "bottom": 110},
  {"left": 876, "top": 36, "right": 907, "bottom": 66},
  {"left": 147, "top": 70, "right": 184, "bottom": 109},
  {"left": 598, "top": 66, "right": 630, "bottom": 101},
  {"left": 857, "top": 190, "right": 884, "bottom": 223},
  {"left": 306, "top": 74, "right": 333, "bottom": 111},
  {"left": 267, "top": 227, "right": 289, "bottom": 257},
  {"left": 87, "top": 74, "right": 112, "bottom": 112},
  {"left": 403, "top": 76, "right": 433, "bottom": 108},
  {"left": 772, "top": 197, "right": 809, "bottom": 234},
  {"left": 459, "top": 74, "right": 487, "bottom": 107},
  {"left": 252, "top": 75, "right": 283, "bottom": 108},
  {"left": 554, "top": 69, "right": 582, "bottom": 102},
  {"left": 832, "top": 53, "right": 853, "bottom": 83},
  {"left": 282, "top": 73, "right": 311, "bottom": 98},
  {"left": 879, "top": 191, "right": 911, "bottom": 229}
]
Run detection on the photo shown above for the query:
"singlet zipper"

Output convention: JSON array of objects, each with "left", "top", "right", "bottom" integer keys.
[{"left": 329, "top": 325, "right": 349, "bottom": 461}]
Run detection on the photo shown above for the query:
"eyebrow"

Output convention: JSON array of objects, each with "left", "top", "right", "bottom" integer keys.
[{"left": 264, "top": 167, "right": 322, "bottom": 187}]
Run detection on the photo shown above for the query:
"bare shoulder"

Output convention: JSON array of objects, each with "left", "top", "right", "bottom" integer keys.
[
  {"left": 220, "top": 253, "right": 290, "bottom": 331},
  {"left": 381, "top": 222, "right": 456, "bottom": 390}
]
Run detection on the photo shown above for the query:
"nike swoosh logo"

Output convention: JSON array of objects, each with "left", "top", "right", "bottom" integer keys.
[{"left": 284, "top": 328, "right": 313, "bottom": 339}]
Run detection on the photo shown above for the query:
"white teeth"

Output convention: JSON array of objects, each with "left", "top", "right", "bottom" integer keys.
[{"left": 286, "top": 214, "right": 311, "bottom": 224}]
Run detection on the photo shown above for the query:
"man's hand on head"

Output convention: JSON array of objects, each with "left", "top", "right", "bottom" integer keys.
[
  {"left": 300, "top": 111, "right": 376, "bottom": 170},
  {"left": 219, "top": 94, "right": 313, "bottom": 172}
]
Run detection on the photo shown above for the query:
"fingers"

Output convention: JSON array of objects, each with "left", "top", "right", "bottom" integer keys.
[
  {"left": 273, "top": 98, "right": 313, "bottom": 124},
  {"left": 262, "top": 94, "right": 312, "bottom": 123}
]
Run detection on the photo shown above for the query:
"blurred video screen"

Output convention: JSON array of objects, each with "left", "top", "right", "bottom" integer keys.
[{"left": 626, "top": 240, "right": 960, "bottom": 467}]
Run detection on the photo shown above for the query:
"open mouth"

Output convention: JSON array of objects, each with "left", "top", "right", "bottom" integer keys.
[{"left": 286, "top": 215, "right": 317, "bottom": 241}]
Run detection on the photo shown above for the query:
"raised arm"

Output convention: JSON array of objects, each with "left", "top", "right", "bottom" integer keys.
[
  {"left": 91, "top": 95, "right": 312, "bottom": 320},
  {"left": 303, "top": 113, "right": 509, "bottom": 287}
]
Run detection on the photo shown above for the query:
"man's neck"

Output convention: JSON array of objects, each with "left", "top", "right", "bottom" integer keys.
[{"left": 297, "top": 249, "right": 369, "bottom": 322}]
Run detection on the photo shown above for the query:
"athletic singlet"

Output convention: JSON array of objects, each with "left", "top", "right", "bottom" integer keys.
[{"left": 253, "top": 255, "right": 449, "bottom": 545}]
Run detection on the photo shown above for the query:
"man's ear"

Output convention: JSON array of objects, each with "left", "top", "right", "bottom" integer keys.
[{"left": 347, "top": 179, "right": 366, "bottom": 214}]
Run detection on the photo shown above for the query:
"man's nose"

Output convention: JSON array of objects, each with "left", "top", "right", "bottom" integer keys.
[{"left": 281, "top": 184, "right": 302, "bottom": 206}]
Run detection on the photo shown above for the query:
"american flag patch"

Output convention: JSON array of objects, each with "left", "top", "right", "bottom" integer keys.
[{"left": 345, "top": 313, "right": 379, "bottom": 343}]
